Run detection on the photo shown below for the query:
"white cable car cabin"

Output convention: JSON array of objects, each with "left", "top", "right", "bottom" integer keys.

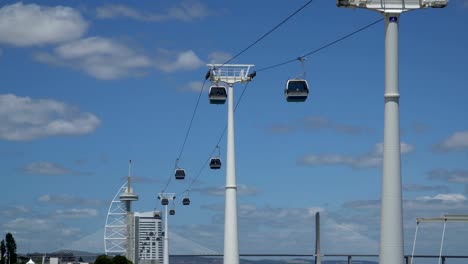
[
  {"left": 209, "top": 86, "right": 227, "bottom": 104},
  {"left": 169, "top": 209, "right": 175, "bottom": 215},
  {"left": 209, "top": 158, "right": 222, "bottom": 169},
  {"left": 161, "top": 198, "right": 169, "bottom": 205},
  {"left": 153, "top": 212, "right": 161, "bottom": 219},
  {"left": 285, "top": 79, "right": 309, "bottom": 102},
  {"left": 182, "top": 197, "right": 190, "bottom": 205},
  {"left": 175, "top": 169, "right": 186, "bottom": 180}
]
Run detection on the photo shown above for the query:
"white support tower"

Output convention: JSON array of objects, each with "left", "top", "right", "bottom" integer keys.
[
  {"left": 158, "top": 193, "right": 176, "bottom": 264},
  {"left": 104, "top": 182, "right": 129, "bottom": 256},
  {"left": 120, "top": 161, "right": 139, "bottom": 262},
  {"left": 105, "top": 161, "right": 139, "bottom": 259},
  {"left": 336, "top": 1, "right": 448, "bottom": 264},
  {"left": 207, "top": 64, "right": 255, "bottom": 264},
  {"left": 120, "top": 160, "right": 139, "bottom": 212},
  {"left": 411, "top": 215, "right": 468, "bottom": 264}
]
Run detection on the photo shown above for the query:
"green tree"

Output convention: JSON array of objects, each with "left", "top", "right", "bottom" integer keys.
[
  {"left": 94, "top": 255, "right": 112, "bottom": 264},
  {"left": 0, "top": 240, "right": 5, "bottom": 264},
  {"left": 112, "top": 255, "right": 132, "bottom": 264},
  {"left": 78, "top": 257, "right": 84, "bottom": 262},
  {"left": 5, "top": 233, "right": 17, "bottom": 264}
]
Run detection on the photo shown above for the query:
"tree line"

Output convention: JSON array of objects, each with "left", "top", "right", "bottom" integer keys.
[{"left": 1, "top": 233, "right": 17, "bottom": 264}]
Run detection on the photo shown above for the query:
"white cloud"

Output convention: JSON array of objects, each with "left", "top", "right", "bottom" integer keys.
[
  {"left": 38, "top": 194, "right": 105, "bottom": 207},
  {"left": 178, "top": 81, "right": 205, "bottom": 93},
  {"left": 0, "top": 94, "right": 100, "bottom": 140},
  {"left": 272, "top": 115, "right": 374, "bottom": 135},
  {"left": 22, "top": 162, "right": 72, "bottom": 175},
  {"left": 0, "top": 205, "right": 31, "bottom": 217},
  {"left": 436, "top": 131, "right": 468, "bottom": 151},
  {"left": 55, "top": 208, "right": 99, "bottom": 218},
  {"left": 335, "top": 195, "right": 468, "bottom": 255},
  {"left": 428, "top": 169, "right": 468, "bottom": 183},
  {"left": 416, "top": 193, "right": 467, "bottom": 202},
  {"left": 176, "top": 206, "right": 378, "bottom": 254},
  {"left": 304, "top": 116, "right": 373, "bottom": 135},
  {"left": 4, "top": 218, "right": 55, "bottom": 232},
  {"left": 38, "top": 194, "right": 51, "bottom": 202},
  {"left": 0, "top": 3, "right": 87, "bottom": 46},
  {"left": 68, "top": 229, "right": 104, "bottom": 253},
  {"left": 299, "top": 142, "right": 414, "bottom": 169},
  {"left": 96, "top": 1, "right": 210, "bottom": 22},
  {"left": 403, "top": 184, "right": 450, "bottom": 193},
  {"left": 269, "top": 124, "right": 296, "bottom": 133},
  {"left": 208, "top": 51, "right": 232, "bottom": 64},
  {"left": 155, "top": 49, "right": 204, "bottom": 72},
  {"left": 2, "top": 217, "right": 82, "bottom": 252},
  {"left": 35, "top": 37, "right": 152, "bottom": 80}
]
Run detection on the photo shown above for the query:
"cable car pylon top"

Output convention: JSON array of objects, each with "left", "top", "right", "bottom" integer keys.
[{"left": 207, "top": 64, "right": 256, "bottom": 85}]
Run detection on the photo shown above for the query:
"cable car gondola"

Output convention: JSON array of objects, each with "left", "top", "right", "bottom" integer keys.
[
  {"left": 285, "top": 79, "right": 309, "bottom": 102},
  {"left": 285, "top": 57, "right": 309, "bottom": 103},
  {"left": 175, "top": 168, "right": 186, "bottom": 180},
  {"left": 161, "top": 198, "right": 169, "bottom": 205},
  {"left": 153, "top": 212, "right": 161, "bottom": 219},
  {"left": 209, "top": 158, "right": 222, "bottom": 169},
  {"left": 169, "top": 209, "right": 175, "bottom": 215},
  {"left": 210, "top": 146, "right": 222, "bottom": 170},
  {"left": 209, "top": 86, "right": 227, "bottom": 104},
  {"left": 182, "top": 197, "right": 190, "bottom": 206}
]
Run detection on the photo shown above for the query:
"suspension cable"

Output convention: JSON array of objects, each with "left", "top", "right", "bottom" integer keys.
[
  {"left": 169, "top": 16, "right": 384, "bottom": 196},
  {"left": 222, "top": 0, "right": 315, "bottom": 66},
  {"left": 257, "top": 18, "right": 383, "bottom": 72}
]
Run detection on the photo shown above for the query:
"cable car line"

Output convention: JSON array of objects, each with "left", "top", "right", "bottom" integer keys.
[
  {"left": 177, "top": 19, "right": 383, "bottom": 195},
  {"left": 160, "top": 159, "right": 179, "bottom": 194},
  {"left": 221, "top": 0, "right": 315, "bottom": 66},
  {"left": 160, "top": 77, "right": 209, "bottom": 193},
  {"left": 256, "top": 17, "right": 384, "bottom": 72},
  {"left": 180, "top": 82, "right": 251, "bottom": 195},
  {"left": 159, "top": 0, "right": 313, "bottom": 196},
  {"left": 177, "top": 78, "right": 209, "bottom": 161},
  {"left": 161, "top": 14, "right": 383, "bottom": 199}
]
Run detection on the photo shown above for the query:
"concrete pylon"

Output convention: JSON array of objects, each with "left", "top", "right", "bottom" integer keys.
[{"left": 315, "top": 212, "right": 321, "bottom": 264}]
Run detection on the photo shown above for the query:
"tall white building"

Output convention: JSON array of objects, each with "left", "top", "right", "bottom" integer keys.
[{"left": 130, "top": 211, "right": 163, "bottom": 264}]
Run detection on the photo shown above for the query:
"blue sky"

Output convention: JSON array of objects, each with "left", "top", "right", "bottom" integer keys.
[{"left": 1, "top": 0, "right": 468, "bottom": 259}]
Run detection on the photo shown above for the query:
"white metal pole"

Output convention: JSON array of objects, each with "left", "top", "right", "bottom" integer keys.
[
  {"left": 438, "top": 220, "right": 447, "bottom": 264},
  {"left": 410, "top": 223, "right": 419, "bottom": 264},
  {"left": 380, "top": 13, "right": 403, "bottom": 264},
  {"left": 224, "top": 83, "right": 239, "bottom": 264},
  {"left": 315, "top": 212, "right": 321, "bottom": 264},
  {"left": 163, "top": 205, "right": 169, "bottom": 264}
]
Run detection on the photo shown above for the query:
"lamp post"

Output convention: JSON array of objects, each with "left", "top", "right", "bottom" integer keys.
[
  {"left": 336, "top": 1, "right": 448, "bottom": 264},
  {"left": 207, "top": 64, "right": 255, "bottom": 264}
]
